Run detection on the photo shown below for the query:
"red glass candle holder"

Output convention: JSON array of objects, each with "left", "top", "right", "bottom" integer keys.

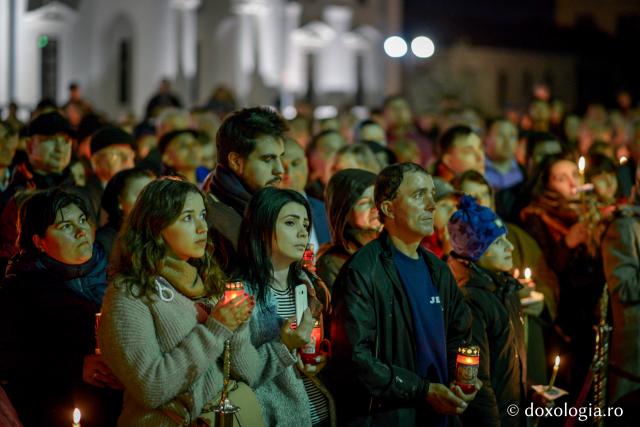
[
  {"left": 223, "top": 281, "right": 244, "bottom": 304},
  {"left": 300, "top": 320, "right": 331, "bottom": 364},
  {"left": 455, "top": 345, "right": 479, "bottom": 393}
]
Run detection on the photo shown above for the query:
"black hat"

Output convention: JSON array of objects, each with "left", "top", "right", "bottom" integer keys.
[
  {"left": 90, "top": 126, "right": 134, "bottom": 155},
  {"left": 25, "top": 111, "right": 75, "bottom": 138},
  {"left": 157, "top": 129, "right": 199, "bottom": 154}
]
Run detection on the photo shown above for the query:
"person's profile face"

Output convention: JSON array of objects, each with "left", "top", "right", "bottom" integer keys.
[
  {"left": 119, "top": 175, "right": 154, "bottom": 219},
  {"left": 349, "top": 185, "right": 381, "bottom": 233},
  {"left": 478, "top": 234, "right": 513, "bottom": 272},
  {"left": 34, "top": 203, "right": 94, "bottom": 265},
  {"left": 160, "top": 192, "right": 208, "bottom": 261},
  {"left": 239, "top": 135, "right": 285, "bottom": 192},
  {"left": 384, "top": 172, "right": 436, "bottom": 240},
  {"left": 281, "top": 141, "right": 308, "bottom": 193},
  {"left": 548, "top": 160, "right": 579, "bottom": 201},
  {"left": 271, "top": 202, "right": 310, "bottom": 265}
]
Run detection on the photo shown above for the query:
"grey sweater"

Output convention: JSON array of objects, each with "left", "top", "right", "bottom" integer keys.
[
  {"left": 230, "top": 283, "right": 313, "bottom": 427},
  {"left": 99, "top": 277, "right": 252, "bottom": 426}
]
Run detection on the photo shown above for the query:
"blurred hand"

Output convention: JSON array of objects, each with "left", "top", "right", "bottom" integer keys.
[
  {"left": 211, "top": 294, "right": 255, "bottom": 331},
  {"left": 522, "top": 299, "right": 545, "bottom": 317},
  {"left": 425, "top": 383, "right": 468, "bottom": 415},
  {"left": 83, "top": 354, "right": 123, "bottom": 389},
  {"left": 450, "top": 379, "right": 482, "bottom": 403},
  {"left": 280, "top": 308, "right": 314, "bottom": 352},
  {"left": 565, "top": 222, "right": 588, "bottom": 249}
]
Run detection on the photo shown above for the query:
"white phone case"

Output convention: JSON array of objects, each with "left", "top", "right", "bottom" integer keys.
[{"left": 295, "top": 284, "right": 308, "bottom": 326}]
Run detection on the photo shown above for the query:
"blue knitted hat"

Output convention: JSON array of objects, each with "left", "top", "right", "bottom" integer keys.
[{"left": 447, "top": 194, "right": 507, "bottom": 261}]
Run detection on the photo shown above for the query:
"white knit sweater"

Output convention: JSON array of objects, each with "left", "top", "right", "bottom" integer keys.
[{"left": 99, "top": 277, "right": 252, "bottom": 426}]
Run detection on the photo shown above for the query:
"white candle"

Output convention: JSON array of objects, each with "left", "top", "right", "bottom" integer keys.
[
  {"left": 547, "top": 355, "right": 560, "bottom": 390},
  {"left": 524, "top": 268, "right": 532, "bottom": 281},
  {"left": 72, "top": 408, "right": 81, "bottom": 427}
]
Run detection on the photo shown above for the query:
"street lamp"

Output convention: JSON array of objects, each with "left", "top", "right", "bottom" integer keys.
[
  {"left": 410, "top": 36, "right": 435, "bottom": 58},
  {"left": 383, "top": 36, "right": 408, "bottom": 58}
]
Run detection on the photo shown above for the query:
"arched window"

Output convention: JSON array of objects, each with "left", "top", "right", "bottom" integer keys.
[{"left": 39, "top": 35, "right": 58, "bottom": 100}]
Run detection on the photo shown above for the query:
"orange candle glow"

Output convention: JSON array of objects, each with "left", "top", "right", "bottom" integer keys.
[
  {"left": 547, "top": 355, "right": 560, "bottom": 390},
  {"left": 72, "top": 408, "right": 81, "bottom": 427},
  {"left": 300, "top": 320, "right": 323, "bottom": 364},
  {"left": 223, "top": 281, "right": 244, "bottom": 304},
  {"left": 455, "top": 346, "right": 480, "bottom": 393}
]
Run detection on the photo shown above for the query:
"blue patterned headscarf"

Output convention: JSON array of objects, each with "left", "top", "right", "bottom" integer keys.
[{"left": 447, "top": 195, "right": 507, "bottom": 261}]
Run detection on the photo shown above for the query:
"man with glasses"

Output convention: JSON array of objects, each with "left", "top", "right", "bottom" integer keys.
[{"left": 0, "top": 111, "right": 78, "bottom": 273}]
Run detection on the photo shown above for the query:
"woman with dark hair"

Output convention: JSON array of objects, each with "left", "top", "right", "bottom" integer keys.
[
  {"left": 0, "top": 188, "right": 121, "bottom": 426},
  {"left": 520, "top": 155, "right": 605, "bottom": 394},
  {"left": 98, "top": 178, "right": 255, "bottom": 426},
  {"left": 316, "top": 168, "right": 381, "bottom": 288},
  {"left": 234, "top": 187, "right": 334, "bottom": 427},
  {"left": 96, "top": 167, "right": 155, "bottom": 256}
]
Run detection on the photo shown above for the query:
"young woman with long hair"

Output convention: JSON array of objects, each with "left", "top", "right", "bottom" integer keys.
[
  {"left": 233, "top": 186, "right": 334, "bottom": 427},
  {"left": 98, "top": 177, "right": 255, "bottom": 426}
]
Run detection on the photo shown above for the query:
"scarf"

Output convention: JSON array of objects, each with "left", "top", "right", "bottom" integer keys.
[
  {"left": 520, "top": 190, "right": 580, "bottom": 241},
  {"left": 208, "top": 164, "right": 253, "bottom": 216},
  {"left": 7, "top": 244, "right": 108, "bottom": 307}
]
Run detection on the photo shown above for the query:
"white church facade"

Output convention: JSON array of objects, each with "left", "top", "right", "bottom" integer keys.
[{"left": 0, "top": 0, "right": 402, "bottom": 119}]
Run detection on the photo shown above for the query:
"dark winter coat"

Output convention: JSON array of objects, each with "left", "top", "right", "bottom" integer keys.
[
  {"left": 328, "top": 231, "right": 472, "bottom": 426},
  {"left": 448, "top": 256, "right": 527, "bottom": 427}
]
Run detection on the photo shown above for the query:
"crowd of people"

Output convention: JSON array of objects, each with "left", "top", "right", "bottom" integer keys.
[{"left": 0, "top": 79, "right": 639, "bottom": 427}]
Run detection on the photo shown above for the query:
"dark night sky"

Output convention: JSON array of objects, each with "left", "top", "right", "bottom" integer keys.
[{"left": 402, "top": 0, "right": 580, "bottom": 51}]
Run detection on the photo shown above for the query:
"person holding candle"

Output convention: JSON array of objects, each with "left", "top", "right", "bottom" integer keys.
[
  {"left": 0, "top": 188, "right": 121, "bottom": 427},
  {"left": 316, "top": 168, "right": 381, "bottom": 288},
  {"left": 447, "top": 195, "right": 527, "bottom": 426},
  {"left": 329, "top": 163, "right": 475, "bottom": 427},
  {"left": 232, "top": 187, "right": 334, "bottom": 427},
  {"left": 452, "top": 169, "right": 559, "bottom": 386},
  {"left": 520, "top": 154, "right": 606, "bottom": 394},
  {"left": 98, "top": 178, "right": 255, "bottom": 426}
]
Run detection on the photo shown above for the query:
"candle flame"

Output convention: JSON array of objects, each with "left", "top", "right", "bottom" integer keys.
[
  {"left": 620, "top": 156, "right": 628, "bottom": 165},
  {"left": 578, "top": 156, "right": 586, "bottom": 173},
  {"left": 554, "top": 355, "right": 560, "bottom": 368},
  {"left": 524, "top": 268, "right": 532, "bottom": 280},
  {"left": 73, "top": 408, "right": 81, "bottom": 423}
]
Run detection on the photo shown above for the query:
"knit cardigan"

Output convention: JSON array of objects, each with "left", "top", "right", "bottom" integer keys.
[
  {"left": 230, "top": 282, "right": 313, "bottom": 427},
  {"left": 99, "top": 277, "right": 252, "bottom": 426}
]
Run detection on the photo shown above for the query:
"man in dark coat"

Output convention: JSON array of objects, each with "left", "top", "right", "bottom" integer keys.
[
  {"left": 203, "top": 107, "right": 288, "bottom": 272},
  {"left": 329, "top": 162, "right": 475, "bottom": 426}
]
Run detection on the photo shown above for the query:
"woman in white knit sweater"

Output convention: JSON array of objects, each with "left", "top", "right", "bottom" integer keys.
[{"left": 99, "top": 178, "right": 255, "bottom": 426}]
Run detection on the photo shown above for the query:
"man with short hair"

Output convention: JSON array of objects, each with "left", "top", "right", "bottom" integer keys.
[
  {"left": 435, "top": 125, "right": 484, "bottom": 182},
  {"left": 157, "top": 129, "right": 202, "bottom": 184},
  {"left": 205, "top": 106, "right": 288, "bottom": 270},
  {"left": 330, "top": 162, "right": 476, "bottom": 426},
  {"left": 0, "top": 112, "right": 77, "bottom": 270},
  {"left": 484, "top": 118, "right": 527, "bottom": 222},
  {"left": 305, "top": 129, "right": 346, "bottom": 200}
]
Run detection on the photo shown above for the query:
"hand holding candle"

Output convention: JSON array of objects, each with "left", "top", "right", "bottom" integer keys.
[
  {"left": 455, "top": 346, "right": 480, "bottom": 394},
  {"left": 223, "top": 281, "right": 244, "bottom": 304}
]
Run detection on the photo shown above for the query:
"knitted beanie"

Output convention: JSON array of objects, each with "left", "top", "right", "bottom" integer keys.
[{"left": 447, "top": 194, "right": 507, "bottom": 261}]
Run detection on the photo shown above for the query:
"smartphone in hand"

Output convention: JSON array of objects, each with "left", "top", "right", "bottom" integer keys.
[{"left": 295, "top": 284, "right": 308, "bottom": 326}]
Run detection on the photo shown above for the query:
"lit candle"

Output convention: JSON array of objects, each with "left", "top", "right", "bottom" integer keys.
[
  {"left": 300, "top": 320, "right": 323, "bottom": 364},
  {"left": 455, "top": 346, "right": 480, "bottom": 393},
  {"left": 72, "top": 408, "right": 81, "bottom": 427},
  {"left": 578, "top": 156, "right": 586, "bottom": 185},
  {"left": 303, "top": 244, "right": 316, "bottom": 273},
  {"left": 524, "top": 268, "right": 532, "bottom": 281},
  {"left": 94, "top": 313, "right": 102, "bottom": 355},
  {"left": 223, "top": 282, "right": 244, "bottom": 304},
  {"left": 620, "top": 156, "right": 628, "bottom": 165},
  {"left": 547, "top": 355, "right": 560, "bottom": 390}
]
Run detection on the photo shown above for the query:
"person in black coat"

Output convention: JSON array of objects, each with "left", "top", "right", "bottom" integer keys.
[
  {"left": 447, "top": 195, "right": 527, "bottom": 426},
  {"left": 329, "top": 163, "right": 475, "bottom": 427},
  {"left": 0, "top": 188, "right": 121, "bottom": 427}
]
